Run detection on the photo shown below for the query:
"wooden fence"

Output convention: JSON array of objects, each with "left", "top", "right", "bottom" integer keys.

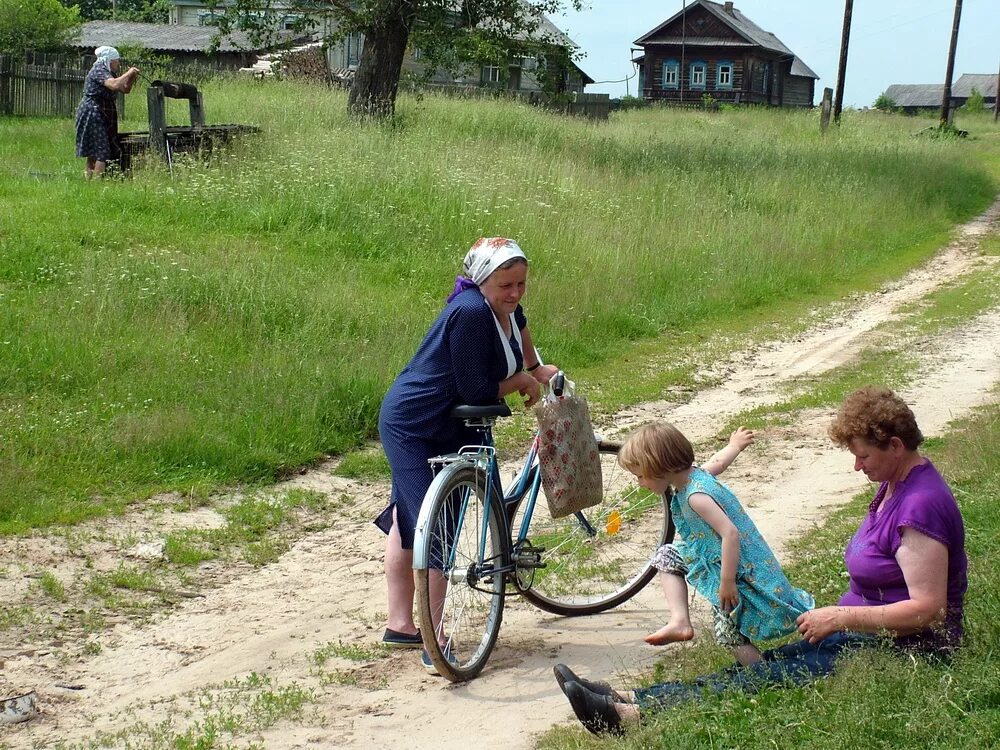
[{"left": 0, "top": 54, "right": 90, "bottom": 118}]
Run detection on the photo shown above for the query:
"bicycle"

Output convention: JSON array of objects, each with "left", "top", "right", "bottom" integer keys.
[{"left": 412, "top": 377, "right": 675, "bottom": 682}]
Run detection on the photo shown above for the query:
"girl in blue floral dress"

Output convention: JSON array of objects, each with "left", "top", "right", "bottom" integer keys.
[{"left": 618, "top": 422, "right": 814, "bottom": 665}]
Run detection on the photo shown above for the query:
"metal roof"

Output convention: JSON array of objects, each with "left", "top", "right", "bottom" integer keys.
[
  {"left": 72, "top": 20, "right": 303, "bottom": 53},
  {"left": 634, "top": 0, "right": 817, "bottom": 79},
  {"left": 883, "top": 84, "right": 944, "bottom": 108},
  {"left": 953, "top": 74, "right": 997, "bottom": 98}
]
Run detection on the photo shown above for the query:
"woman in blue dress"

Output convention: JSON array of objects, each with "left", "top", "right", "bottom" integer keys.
[
  {"left": 75, "top": 46, "right": 140, "bottom": 179},
  {"left": 375, "top": 238, "right": 559, "bottom": 662}
]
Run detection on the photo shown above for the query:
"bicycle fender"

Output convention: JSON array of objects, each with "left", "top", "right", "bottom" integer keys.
[{"left": 412, "top": 461, "right": 475, "bottom": 570}]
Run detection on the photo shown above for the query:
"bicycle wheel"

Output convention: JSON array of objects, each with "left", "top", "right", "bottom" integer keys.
[
  {"left": 516, "top": 442, "right": 673, "bottom": 616},
  {"left": 414, "top": 464, "right": 506, "bottom": 682}
]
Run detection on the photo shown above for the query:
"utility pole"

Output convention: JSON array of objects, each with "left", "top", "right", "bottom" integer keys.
[
  {"left": 833, "top": 0, "right": 853, "bottom": 124},
  {"left": 939, "top": 0, "right": 963, "bottom": 127},
  {"left": 994, "top": 57, "right": 999, "bottom": 122}
]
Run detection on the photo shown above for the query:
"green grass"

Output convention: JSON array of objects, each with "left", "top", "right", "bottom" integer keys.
[
  {"left": 538, "top": 397, "right": 1000, "bottom": 750},
  {"left": 2, "top": 82, "right": 1000, "bottom": 533}
]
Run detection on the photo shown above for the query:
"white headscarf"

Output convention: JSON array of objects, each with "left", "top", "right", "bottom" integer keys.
[
  {"left": 463, "top": 237, "right": 527, "bottom": 285},
  {"left": 95, "top": 46, "right": 121, "bottom": 65}
]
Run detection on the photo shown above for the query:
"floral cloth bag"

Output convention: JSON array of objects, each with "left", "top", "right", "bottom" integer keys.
[{"left": 535, "top": 381, "right": 603, "bottom": 518}]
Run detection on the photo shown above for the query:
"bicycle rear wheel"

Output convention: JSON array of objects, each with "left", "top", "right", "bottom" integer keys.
[
  {"left": 516, "top": 442, "right": 673, "bottom": 616},
  {"left": 414, "top": 464, "right": 506, "bottom": 682}
]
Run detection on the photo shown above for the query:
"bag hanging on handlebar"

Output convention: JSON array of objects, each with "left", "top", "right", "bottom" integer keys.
[{"left": 535, "top": 393, "right": 602, "bottom": 518}]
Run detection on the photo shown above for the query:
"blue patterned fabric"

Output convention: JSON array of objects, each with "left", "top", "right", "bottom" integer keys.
[
  {"left": 375, "top": 287, "right": 527, "bottom": 548},
  {"left": 671, "top": 467, "right": 814, "bottom": 641},
  {"left": 75, "top": 61, "right": 118, "bottom": 161}
]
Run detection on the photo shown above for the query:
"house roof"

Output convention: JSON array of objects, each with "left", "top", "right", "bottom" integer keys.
[
  {"left": 953, "top": 73, "right": 997, "bottom": 98},
  {"left": 883, "top": 84, "right": 944, "bottom": 108},
  {"left": 510, "top": 2, "right": 593, "bottom": 83},
  {"left": 72, "top": 20, "right": 303, "bottom": 54},
  {"left": 634, "top": 0, "right": 817, "bottom": 79}
]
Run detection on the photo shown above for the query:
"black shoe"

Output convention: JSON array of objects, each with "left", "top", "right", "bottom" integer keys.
[
  {"left": 564, "top": 681, "right": 625, "bottom": 736},
  {"left": 382, "top": 628, "right": 423, "bottom": 649},
  {"left": 553, "top": 663, "right": 625, "bottom": 703}
]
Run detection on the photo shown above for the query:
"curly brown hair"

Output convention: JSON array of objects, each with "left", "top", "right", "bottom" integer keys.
[
  {"left": 828, "top": 386, "right": 924, "bottom": 450},
  {"left": 618, "top": 422, "right": 695, "bottom": 478}
]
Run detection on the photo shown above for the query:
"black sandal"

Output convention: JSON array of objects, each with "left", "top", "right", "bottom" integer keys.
[
  {"left": 564, "top": 681, "right": 625, "bottom": 736},
  {"left": 553, "top": 663, "right": 626, "bottom": 703}
]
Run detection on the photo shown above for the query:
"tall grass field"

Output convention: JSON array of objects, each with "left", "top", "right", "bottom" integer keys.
[{"left": 1, "top": 77, "right": 999, "bottom": 533}]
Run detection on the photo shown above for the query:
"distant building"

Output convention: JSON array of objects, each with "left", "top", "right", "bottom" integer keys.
[
  {"left": 166, "top": 0, "right": 593, "bottom": 96},
  {"left": 72, "top": 20, "right": 305, "bottom": 69},
  {"left": 632, "top": 0, "right": 817, "bottom": 107},
  {"left": 883, "top": 74, "right": 997, "bottom": 114}
]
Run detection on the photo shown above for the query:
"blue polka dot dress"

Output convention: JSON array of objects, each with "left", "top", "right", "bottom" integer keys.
[
  {"left": 376, "top": 287, "right": 526, "bottom": 548},
  {"left": 75, "top": 61, "right": 119, "bottom": 162}
]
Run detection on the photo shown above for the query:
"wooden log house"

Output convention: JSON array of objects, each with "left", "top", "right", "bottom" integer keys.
[{"left": 632, "top": 0, "right": 817, "bottom": 107}]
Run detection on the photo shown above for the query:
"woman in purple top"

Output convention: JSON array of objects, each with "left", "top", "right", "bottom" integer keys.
[{"left": 553, "top": 386, "right": 967, "bottom": 736}]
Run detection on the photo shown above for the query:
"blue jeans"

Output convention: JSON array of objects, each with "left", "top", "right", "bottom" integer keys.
[{"left": 633, "top": 632, "right": 875, "bottom": 709}]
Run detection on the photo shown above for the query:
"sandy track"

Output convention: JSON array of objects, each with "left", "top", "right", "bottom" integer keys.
[{"left": 3, "top": 198, "right": 1000, "bottom": 750}]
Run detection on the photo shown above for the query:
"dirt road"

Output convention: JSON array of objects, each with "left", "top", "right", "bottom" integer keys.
[{"left": 3, "top": 199, "right": 999, "bottom": 750}]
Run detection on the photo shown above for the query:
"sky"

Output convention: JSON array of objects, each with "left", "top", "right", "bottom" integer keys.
[{"left": 553, "top": 0, "right": 999, "bottom": 107}]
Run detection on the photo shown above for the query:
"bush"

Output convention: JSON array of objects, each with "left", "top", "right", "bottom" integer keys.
[
  {"left": 873, "top": 91, "right": 898, "bottom": 112},
  {"left": 0, "top": 0, "right": 80, "bottom": 57},
  {"left": 962, "top": 87, "right": 986, "bottom": 114}
]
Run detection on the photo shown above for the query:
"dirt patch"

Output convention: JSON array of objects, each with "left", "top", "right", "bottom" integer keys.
[{"left": 3, "top": 199, "right": 1000, "bottom": 750}]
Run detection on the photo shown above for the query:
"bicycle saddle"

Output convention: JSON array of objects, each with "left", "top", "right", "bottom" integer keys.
[{"left": 450, "top": 403, "right": 512, "bottom": 419}]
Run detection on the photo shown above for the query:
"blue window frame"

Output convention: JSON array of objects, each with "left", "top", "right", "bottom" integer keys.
[
  {"left": 689, "top": 60, "right": 707, "bottom": 89},
  {"left": 716, "top": 60, "right": 733, "bottom": 89},
  {"left": 662, "top": 59, "right": 679, "bottom": 90}
]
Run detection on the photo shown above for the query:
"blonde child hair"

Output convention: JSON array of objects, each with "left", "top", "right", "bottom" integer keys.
[{"left": 617, "top": 422, "right": 695, "bottom": 479}]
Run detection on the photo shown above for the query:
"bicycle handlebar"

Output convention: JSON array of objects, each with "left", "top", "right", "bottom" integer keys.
[{"left": 551, "top": 371, "right": 565, "bottom": 397}]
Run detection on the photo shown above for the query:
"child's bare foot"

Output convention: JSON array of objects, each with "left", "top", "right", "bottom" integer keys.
[{"left": 644, "top": 622, "right": 695, "bottom": 645}]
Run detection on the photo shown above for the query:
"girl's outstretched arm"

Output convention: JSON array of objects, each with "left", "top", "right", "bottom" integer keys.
[
  {"left": 702, "top": 427, "right": 754, "bottom": 476},
  {"left": 688, "top": 492, "right": 741, "bottom": 612}
]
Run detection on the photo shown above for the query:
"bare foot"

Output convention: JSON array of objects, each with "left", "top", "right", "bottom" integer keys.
[{"left": 644, "top": 623, "right": 695, "bottom": 645}]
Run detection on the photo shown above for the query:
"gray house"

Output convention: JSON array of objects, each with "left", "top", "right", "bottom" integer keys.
[
  {"left": 166, "top": 0, "right": 592, "bottom": 95},
  {"left": 632, "top": 0, "right": 817, "bottom": 107},
  {"left": 884, "top": 73, "right": 997, "bottom": 114}
]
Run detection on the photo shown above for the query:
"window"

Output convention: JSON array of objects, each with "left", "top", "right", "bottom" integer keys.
[
  {"left": 662, "top": 59, "right": 679, "bottom": 89},
  {"left": 482, "top": 65, "right": 502, "bottom": 85},
  {"left": 690, "top": 61, "right": 706, "bottom": 89},
  {"left": 345, "top": 32, "right": 363, "bottom": 67},
  {"left": 717, "top": 61, "right": 733, "bottom": 89}
]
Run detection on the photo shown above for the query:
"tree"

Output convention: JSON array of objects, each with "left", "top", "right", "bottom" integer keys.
[
  {"left": 962, "top": 87, "right": 986, "bottom": 114},
  {"left": 218, "top": 0, "right": 585, "bottom": 119},
  {"left": 873, "top": 91, "right": 897, "bottom": 113},
  {"left": 61, "top": 0, "right": 169, "bottom": 23},
  {"left": 0, "top": 0, "right": 80, "bottom": 57}
]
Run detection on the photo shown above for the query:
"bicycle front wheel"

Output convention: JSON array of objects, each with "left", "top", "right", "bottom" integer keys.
[
  {"left": 517, "top": 442, "right": 673, "bottom": 616},
  {"left": 414, "top": 465, "right": 506, "bottom": 682}
]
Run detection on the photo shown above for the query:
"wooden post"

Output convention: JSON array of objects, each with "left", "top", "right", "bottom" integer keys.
[
  {"left": 189, "top": 91, "right": 205, "bottom": 126},
  {"left": 147, "top": 86, "right": 166, "bottom": 157},
  {"left": 820, "top": 87, "right": 833, "bottom": 132},
  {"left": 939, "top": 0, "right": 963, "bottom": 128},
  {"left": 833, "top": 0, "right": 853, "bottom": 124},
  {"left": 0, "top": 55, "right": 11, "bottom": 116},
  {"left": 994, "top": 57, "right": 999, "bottom": 122}
]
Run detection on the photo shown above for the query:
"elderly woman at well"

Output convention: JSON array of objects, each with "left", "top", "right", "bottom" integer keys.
[{"left": 75, "top": 46, "right": 140, "bottom": 179}]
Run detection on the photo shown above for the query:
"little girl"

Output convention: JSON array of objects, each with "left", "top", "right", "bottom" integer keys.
[{"left": 619, "top": 422, "right": 814, "bottom": 665}]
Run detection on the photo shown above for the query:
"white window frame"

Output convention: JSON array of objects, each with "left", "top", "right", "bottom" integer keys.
[
  {"left": 717, "top": 62, "right": 733, "bottom": 88},
  {"left": 662, "top": 60, "right": 679, "bottom": 89},
  {"left": 690, "top": 61, "right": 707, "bottom": 88},
  {"left": 482, "top": 65, "right": 502, "bottom": 84}
]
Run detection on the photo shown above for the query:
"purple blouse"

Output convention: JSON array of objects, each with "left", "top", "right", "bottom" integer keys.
[{"left": 838, "top": 460, "right": 967, "bottom": 651}]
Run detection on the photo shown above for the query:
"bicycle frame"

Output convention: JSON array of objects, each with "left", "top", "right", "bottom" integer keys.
[{"left": 412, "top": 423, "right": 546, "bottom": 578}]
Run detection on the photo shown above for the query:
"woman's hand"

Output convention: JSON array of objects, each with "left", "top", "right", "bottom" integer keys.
[
  {"left": 512, "top": 371, "right": 541, "bottom": 408},
  {"left": 718, "top": 579, "right": 739, "bottom": 613},
  {"left": 796, "top": 607, "right": 843, "bottom": 644},
  {"left": 532, "top": 363, "right": 560, "bottom": 385}
]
